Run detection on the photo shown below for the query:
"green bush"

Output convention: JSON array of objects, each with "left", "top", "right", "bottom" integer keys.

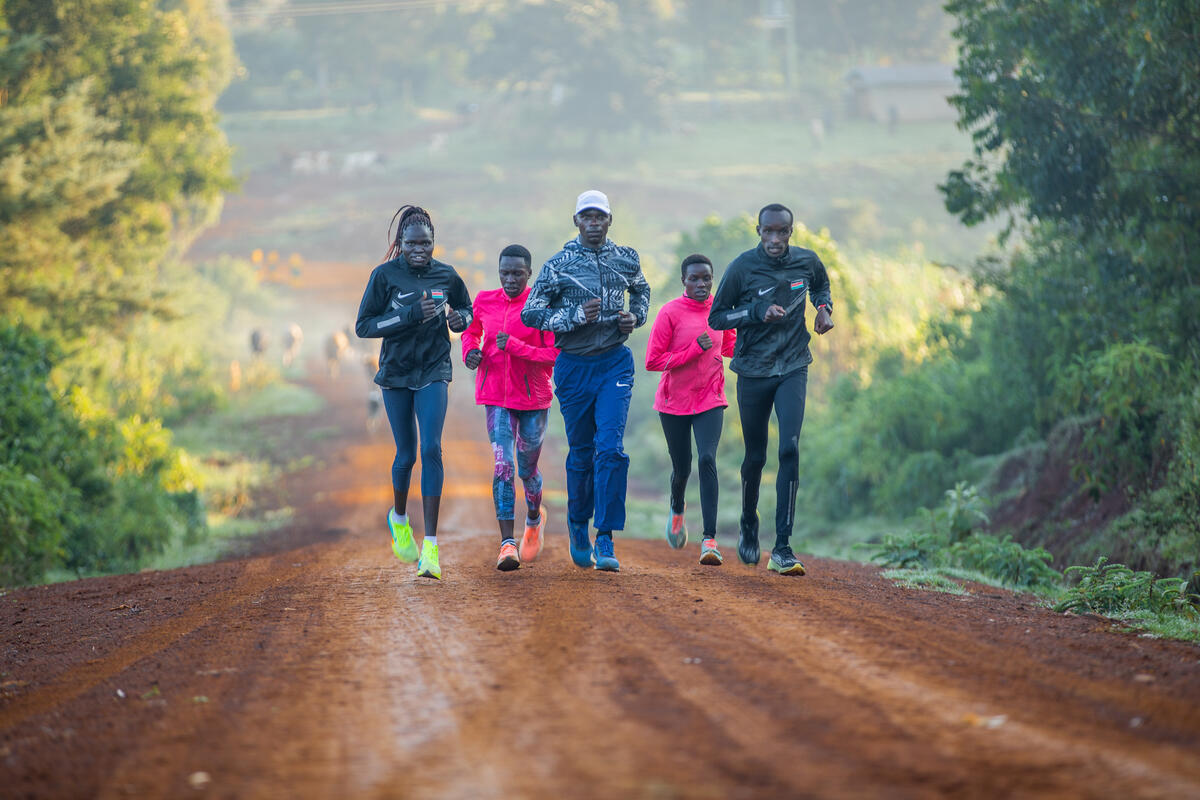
[
  {"left": 950, "top": 533, "right": 1059, "bottom": 591},
  {"left": 1055, "top": 557, "right": 1199, "bottom": 618},
  {"left": 867, "top": 529, "right": 945, "bottom": 569},
  {"left": 0, "top": 323, "right": 206, "bottom": 585}
]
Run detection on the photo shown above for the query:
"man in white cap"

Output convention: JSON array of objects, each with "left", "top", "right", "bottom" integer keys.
[{"left": 522, "top": 190, "right": 651, "bottom": 572}]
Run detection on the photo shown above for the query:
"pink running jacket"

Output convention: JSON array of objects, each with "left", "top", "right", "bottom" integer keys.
[
  {"left": 461, "top": 287, "right": 556, "bottom": 410},
  {"left": 645, "top": 294, "right": 736, "bottom": 416}
]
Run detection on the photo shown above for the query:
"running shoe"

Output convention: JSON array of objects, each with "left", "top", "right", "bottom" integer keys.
[
  {"left": 568, "top": 520, "right": 593, "bottom": 568},
  {"left": 665, "top": 508, "right": 687, "bottom": 550},
  {"left": 593, "top": 536, "right": 620, "bottom": 572},
  {"left": 699, "top": 537, "right": 723, "bottom": 566},
  {"left": 519, "top": 509, "right": 546, "bottom": 562},
  {"left": 496, "top": 539, "right": 520, "bottom": 572},
  {"left": 388, "top": 508, "right": 418, "bottom": 563},
  {"left": 417, "top": 539, "right": 441, "bottom": 580},
  {"left": 768, "top": 545, "right": 806, "bottom": 576},
  {"left": 737, "top": 517, "right": 761, "bottom": 566}
]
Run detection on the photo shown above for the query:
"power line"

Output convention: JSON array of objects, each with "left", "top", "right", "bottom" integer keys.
[{"left": 227, "top": 0, "right": 479, "bottom": 21}]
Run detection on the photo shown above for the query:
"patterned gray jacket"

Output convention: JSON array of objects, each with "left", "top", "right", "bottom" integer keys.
[{"left": 521, "top": 237, "right": 651, "bottom": 356}]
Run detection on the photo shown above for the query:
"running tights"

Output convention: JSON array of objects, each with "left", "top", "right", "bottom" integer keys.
[
  {"left": 736, "top": 366, "right": 808, "bottom": 547},
  {"left": 658, "top": 407, "right": 724, "bottom": 537},
  {"left": 382, "top": 382, "right": 448, "bottom": 499}
]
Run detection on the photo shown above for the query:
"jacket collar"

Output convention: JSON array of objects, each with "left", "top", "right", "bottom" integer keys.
[
  {"left": 566, "top": 236, "right": 614, "bottom": 255},
  {"left": 680, "top": 292, "right": 713, "bottom": 309},
  {"left": 755, "top": 242, "right": 791, "bottom": 266},
  {"left": 500, "top": 286, "right": 531, "bottom": 304}
]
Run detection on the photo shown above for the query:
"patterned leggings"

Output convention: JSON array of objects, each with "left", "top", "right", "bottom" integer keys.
[{"left": 485, "top": 406, "right": 548, "bottom": 521}]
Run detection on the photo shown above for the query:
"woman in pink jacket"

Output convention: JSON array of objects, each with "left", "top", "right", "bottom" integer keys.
[
  {"left": 645, "top": 254, "right": 736, "bottom": 566},
  {"left": 462, "top": 244, "right": 556, "bottom": 571}
]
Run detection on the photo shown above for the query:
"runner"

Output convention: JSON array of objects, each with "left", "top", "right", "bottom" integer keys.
[
  {"left": 645, "top": 254, "right": 736, "bottom": 566},
  {"left": 708, "top": 203, "right": 834, "bottom": 576},
  {"left": 461, "top": 244, "right": 555, "bottom": 572},
  {"left": 521, "top": 190, "right": 651, "bottom": 572},
  {"left": 355, "top": 204, "right": 472, "bottom": 580}
]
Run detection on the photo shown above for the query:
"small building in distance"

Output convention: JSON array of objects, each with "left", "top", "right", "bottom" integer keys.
[{"left": 844, "top": 64, "right": 958, "bottom": 123}]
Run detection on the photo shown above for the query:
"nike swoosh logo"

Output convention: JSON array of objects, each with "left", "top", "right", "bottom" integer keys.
[
  {"left": 757, "top": 287, "right": 774, "bottom": 296},
  {"left": 615, "top": 382, "right": 631, "bottom": 388},
  {"left": 397, "top": 292, "right": 416, "bottom": 300}
]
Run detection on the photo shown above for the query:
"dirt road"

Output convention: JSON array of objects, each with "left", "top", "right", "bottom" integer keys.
[{"left": 3, "top": 262, "right": 1200, "bottom": 799}]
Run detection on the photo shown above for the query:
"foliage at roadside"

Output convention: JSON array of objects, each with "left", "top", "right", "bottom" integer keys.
[
  {"left": 0, "top": 1, "right": 244, "bottom": 586},
  {"left": 868, "top": 484, "right": 1060, "bottom": 593},
  {"left": 867, "top": 486, "right": 1200, "bottom": 642}
]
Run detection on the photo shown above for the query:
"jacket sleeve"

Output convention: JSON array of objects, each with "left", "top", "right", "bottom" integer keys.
[
  {"left": 721, "top": 327, "right": 737, "bottom": 358},
  {"left": 355, "top": 268, "right": 423, "bottom": 338},
  {"left": 461, "top": 296, "right": 484, "bottom": 358},
  {"left": 521, "top": 263, "right": 584, "bottom": 332},
  {"left": 709, "top": 262, "right": 767, "bottom": 330},
  {"left": 645, "top": 306, "right": 704, "bottom": 372},
  {"left": 503, "top": 333, "right": 559, "bottom": 365},
  {"left": 447, "top": 272, "right": 473, "bottom": 332},
  {"left": 627, "top": 254, "right": 652, "bottom": 327},
  {"left": 810, "top": 255, "right": 834, "bottom": 314}
]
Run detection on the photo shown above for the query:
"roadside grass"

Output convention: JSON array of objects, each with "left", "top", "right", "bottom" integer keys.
[
  {"left": 862, "top": 486, "right": 1200, "bottom": 643},
  {"left": 150, "top": 381, "right": 327, "bottom": 572},
  {"left": 882, "top": 568, "right": 968, "bottom": 595}
]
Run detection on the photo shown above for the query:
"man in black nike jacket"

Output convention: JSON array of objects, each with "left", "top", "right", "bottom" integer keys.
[{"left": 709, "top": 203, "right": 834, "bottom": 576}]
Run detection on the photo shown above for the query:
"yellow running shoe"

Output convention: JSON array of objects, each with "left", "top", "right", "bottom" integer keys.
[
  {"left": 417, "top": 538, "right": 441, "bottom": 580},
  {"left": 388, "top": 509, "right": 417, "bottom": 563}
]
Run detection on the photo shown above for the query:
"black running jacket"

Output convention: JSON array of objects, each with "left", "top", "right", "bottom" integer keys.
[
  {"left": 355, "top": 256, "right": 473, "bottom": 389},
  {"left": 708, "top": 243, "right": 833, "bottom": 378}
]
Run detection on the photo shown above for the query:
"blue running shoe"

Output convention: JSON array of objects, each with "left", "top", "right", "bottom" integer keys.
[
  {"left": 593, "top": 536, "right": 620, "bottom": 572},
  {"left": 568, "top": 520, "right": 593, "bottom": 568}
]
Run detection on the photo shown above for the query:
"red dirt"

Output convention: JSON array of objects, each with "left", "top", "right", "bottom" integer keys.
[{"left": 4, "top": 262, "right": 1200, "bottom": 799}]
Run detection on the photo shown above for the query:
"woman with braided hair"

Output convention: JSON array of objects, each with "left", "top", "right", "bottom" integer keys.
[{"left": 355, "top": 205, "right": 473, "bottom": 580}]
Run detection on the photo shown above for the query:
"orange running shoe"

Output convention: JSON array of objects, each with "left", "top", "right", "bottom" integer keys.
[
  {"left": 519, "top": 509, "right": 546, "bottom": 563},
  {"left": 496, "top": 540, "right": 520, "bottom": 571}
]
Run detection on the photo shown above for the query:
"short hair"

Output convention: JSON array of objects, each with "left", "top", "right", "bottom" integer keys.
[
  {"left": 499, "top": 244, "right": 532, "bottom": 269},
  {"left": 757, "top": 203, "right": 794, "bottom": 225},
  {"left": 679, "top": 253, "right": 713, "bottom": 279}
]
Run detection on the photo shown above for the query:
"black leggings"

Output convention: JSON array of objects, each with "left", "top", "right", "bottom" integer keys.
[
  {"left": 736, "top": 367, "right": 807, "bottom": 545},
  {"left": 659, "top": 407, "right": 724, "bottom": 537}
]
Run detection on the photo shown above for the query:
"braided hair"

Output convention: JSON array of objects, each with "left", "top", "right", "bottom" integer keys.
[{"left": 384, "top": 204, "right": 435, "bottom": 262}]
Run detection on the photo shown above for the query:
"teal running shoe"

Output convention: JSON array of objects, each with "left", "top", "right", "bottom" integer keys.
[{"left": 593, "top": 536, "right": 620, "bottom": 572}]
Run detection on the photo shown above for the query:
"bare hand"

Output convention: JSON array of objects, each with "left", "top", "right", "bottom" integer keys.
[
  {"left": 697, "top": 331, "right": 714, "bottom": 350},
  {"left": 617, "top": 310, "right": 635, "bottom": 334},
  {"left": 763, "top": 304, "right": 786, "bottom": 323},
  {"left": 420, "top": 295, "right": 437, "bottom": 321},
  {"left": 582, "top": 298, "right": 601, "bottom": 324},
  {"left": 465, "top": 349, "right": 482, "bottom": 369},
  {"left": 447, "top": 308, "right": 466, "bottom": 331},
  {"left": 814, "top": 307, "right": 834, "bottom": 334},
  {"left": 496, "top": 331, "right": 510, "bottom": 350}
]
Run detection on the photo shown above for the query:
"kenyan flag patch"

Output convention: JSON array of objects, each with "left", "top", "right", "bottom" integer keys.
[
  {"left": 790, "top": 279, "right": 806, "bottom": 291},
  {"left": 430, "top": 289, "right": 446, "bottom": 301}
]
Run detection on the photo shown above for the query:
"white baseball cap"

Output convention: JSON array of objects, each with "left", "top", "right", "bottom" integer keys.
[{"left": 575, "top": 189, "right": 611, "bottom": 215}]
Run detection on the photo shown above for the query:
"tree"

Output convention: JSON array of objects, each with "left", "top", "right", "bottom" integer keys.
[
  {"left": 942, "top": 0, "right": 1200, "bottom": 364},
  {"left": 1, "top": 0, "right": 235, "bottom": 342}
]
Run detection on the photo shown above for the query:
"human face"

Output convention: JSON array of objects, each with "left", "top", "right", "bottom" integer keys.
[
  {"left": 756, "top": 209, "right": 793, "bottom": 259},
  {"left": 498, "top": 255, "right": 531, "bottom": 298},
  {"left": 574, "top": 208, "right": 611, "bottom": 248},
  {"left": 682, "top": 261, "right": 713, "bottom": 302},
  {"left": 400, "top": 223, "right": 434, "bottom": 268}
]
